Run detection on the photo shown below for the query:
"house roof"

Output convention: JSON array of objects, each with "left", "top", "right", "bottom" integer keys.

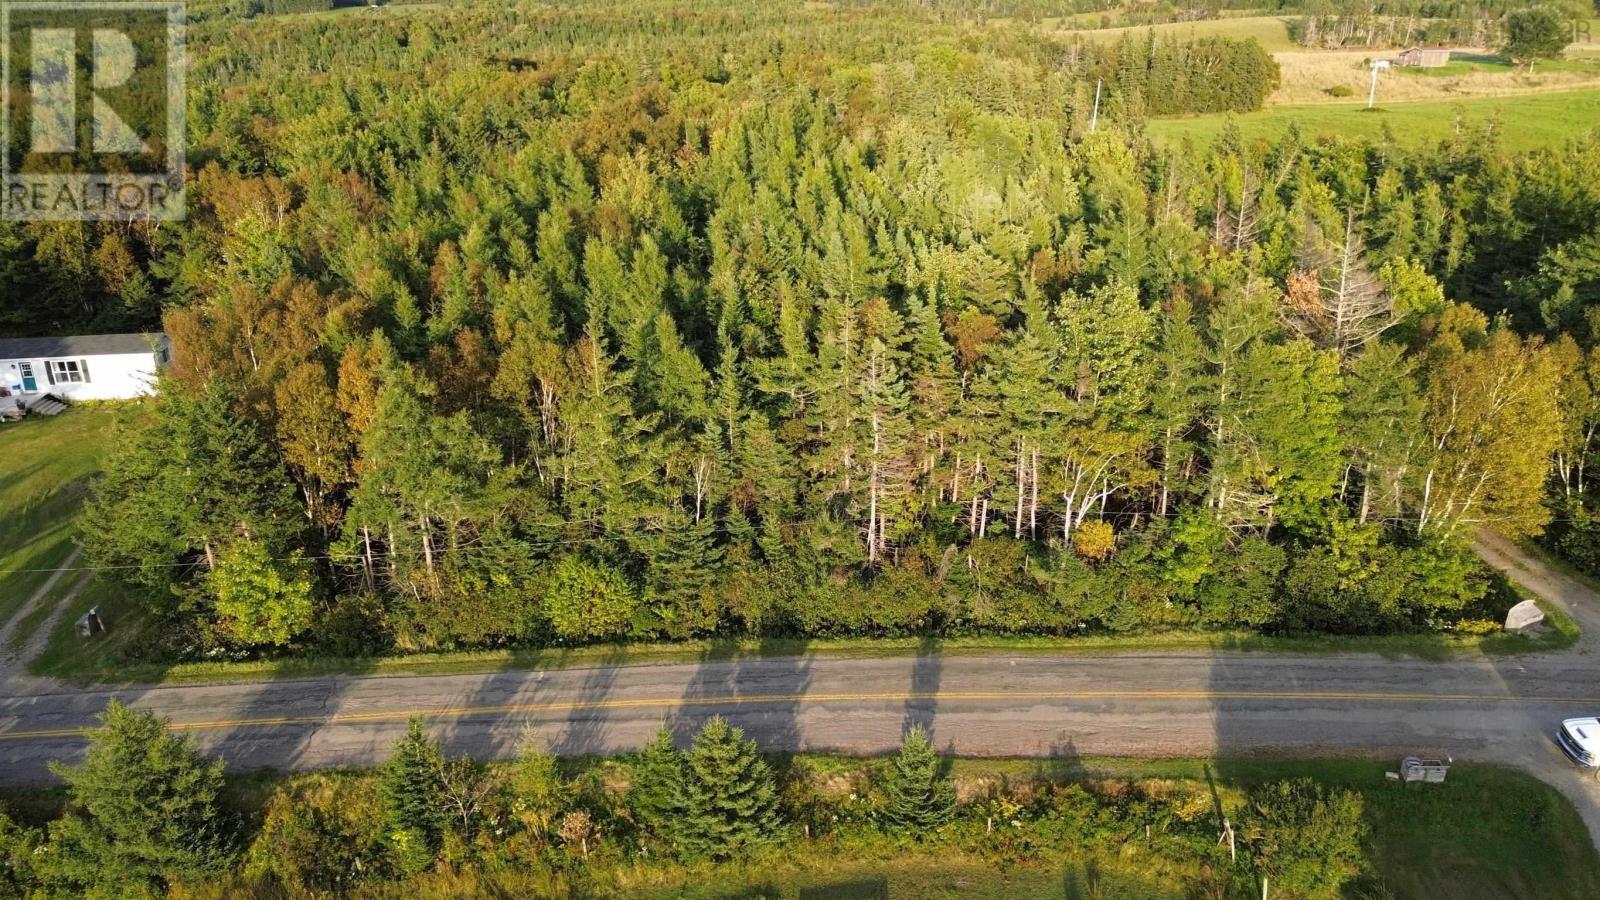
[{"left": 0, "top": 332, "right": 165, "bottom": 359}]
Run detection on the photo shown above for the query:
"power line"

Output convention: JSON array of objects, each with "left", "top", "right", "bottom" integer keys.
[{"left": 0, "top": 503, "right": 1580, "bottom": 576}]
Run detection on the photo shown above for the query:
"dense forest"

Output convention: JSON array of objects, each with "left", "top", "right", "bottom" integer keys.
[{"left": 3, "top": 1, "right": 1599, "bottom": 661}]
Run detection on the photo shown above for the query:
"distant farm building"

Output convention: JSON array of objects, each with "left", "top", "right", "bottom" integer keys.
[{"left": 1393, "top": 47, "right": 1451, "bottom": 68}]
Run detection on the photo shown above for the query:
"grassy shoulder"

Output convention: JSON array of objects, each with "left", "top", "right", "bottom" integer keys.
[
  {"left": 1147, "top": 86, "right": 1600, "bottom": 152},
  {"left": 30, "top": 602, "right": 1576, "bottom": 685}
]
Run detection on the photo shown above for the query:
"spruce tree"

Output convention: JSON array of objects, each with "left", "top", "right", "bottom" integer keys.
[
  {"left": 80, "top": 379, "right": 301, "bottom": 612},
  {"left": 629, "top": 727, "right": 686, "bottom": 843},
  {"left": 670, "top": 717, "right": 783, "bottom": 860},
  {"left": 880, "top": 726, "right": 956, "bottom": 835},
  {"left": 38, "top": 701, "right": 230, "bottom": 894},
  {"left": 377, "top": 719, "right": 446, "bottom": 873},
  {"left": 646, "top": 509, "right": 725, "bottom": 637}
]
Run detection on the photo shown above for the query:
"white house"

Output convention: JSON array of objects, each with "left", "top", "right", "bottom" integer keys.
[{"left": 0, "top": 333, "right": 169, "bottom": 406}]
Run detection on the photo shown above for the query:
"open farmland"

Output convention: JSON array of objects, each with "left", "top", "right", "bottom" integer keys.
[
  {"left": 1146, "top": 86, "right": 1600, "bottom": 151},
  {"left": 1271, "top": 49, "right": 1600, "bottom": 104}
]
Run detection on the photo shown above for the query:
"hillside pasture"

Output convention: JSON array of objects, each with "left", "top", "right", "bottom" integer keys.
[
  {"left": 1146, "top": 87, "right": 1600, "bottom": 153},
  {"left": 1271, "top": 49, "right": 1600, "bottom": 104}
]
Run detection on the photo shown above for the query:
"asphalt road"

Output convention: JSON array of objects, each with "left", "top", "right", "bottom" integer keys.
[{"left": 3, "top": 530, "right": 1600, "bottom": 846}]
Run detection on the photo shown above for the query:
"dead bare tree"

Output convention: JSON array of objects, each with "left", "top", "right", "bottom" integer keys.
[
  {"left": 436, "top": 755, "right": 496, "bottom": 837},
  {"left": 1212, "top": 166, "right": 1260, "bottom": 254},
  {"left": 1284, "top": 210, "right": 1394, "bottom": 361}
]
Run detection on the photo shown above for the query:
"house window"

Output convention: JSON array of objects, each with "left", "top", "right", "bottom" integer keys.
[{"left": 48, "top": 360, "right": 90, "bottom": 384}]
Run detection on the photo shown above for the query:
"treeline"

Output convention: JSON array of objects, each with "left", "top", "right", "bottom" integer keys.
[
  {"left": 1290, "top": 0, "right": 1595, "bottom": 48},
  {"left": 1080, "top": 32, "right": 1279, "bottom": 115},
  {"left": 0, "top": 703, "right": 1370, "bottom": 898}
]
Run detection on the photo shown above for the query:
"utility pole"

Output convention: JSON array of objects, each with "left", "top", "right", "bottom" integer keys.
[{"left": 1090, "top": 78, "right": 1102, "bottom": 132}]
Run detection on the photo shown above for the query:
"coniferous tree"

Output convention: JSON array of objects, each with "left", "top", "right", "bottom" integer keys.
[
  {"left": 669, "top": 718, "right": 782, "bottom": 860},
  {"left": 80, "top": 379, "right": 301, "bottom": 613},
  {"left": 1151, "top": 296, "right": 1208, "bottom": 519},
  {"left": 855, "top": 300, "right": 917, "bottom": 564},
  {"left": 645, "top": 509, "right": 725, "bottom": 637},
  {"left": 37, "top": 702, "right": 231, "bottom": 895},
  {"left": 880, "top": 726, "right": 957, "bottom": 835},
  {"left": 377, "top": 719, "right": 446, "bottom": 874},
  {"left": 629, "top": 727, "right": 686, "bottom": 843}
]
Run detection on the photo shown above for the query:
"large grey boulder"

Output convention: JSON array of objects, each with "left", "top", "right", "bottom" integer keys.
[{"left": 1504, "top": 599, "right": 1545, "bottom": 633}]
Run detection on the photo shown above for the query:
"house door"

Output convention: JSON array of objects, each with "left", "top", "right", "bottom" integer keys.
[{"left": 19, "top": 362, "right": 37, "bottom": 392}]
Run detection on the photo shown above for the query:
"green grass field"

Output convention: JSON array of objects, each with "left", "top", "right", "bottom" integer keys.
[
  {"left": 1147, "top": 87, "right": 1600, "bottom": 152},
  {"left": 0, "top": 407, "right": 117, "bottom": 638}
]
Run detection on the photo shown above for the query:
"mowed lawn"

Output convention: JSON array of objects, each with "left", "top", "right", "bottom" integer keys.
[
  {"left": 0, "top": 407, "right": 118, "bottom": 633},
  {"left": 1147, "top": 87, "right": 1600, "bottom": 152}
]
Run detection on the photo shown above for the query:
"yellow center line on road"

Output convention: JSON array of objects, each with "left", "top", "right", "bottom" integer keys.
[{"left": 2, "top": 687, "right": 1595, "bottom": 742}]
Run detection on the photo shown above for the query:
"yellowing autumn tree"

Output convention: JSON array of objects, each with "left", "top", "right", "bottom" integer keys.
[{"left": 1416, "top": 322, "right": 1564, "bottom": 540}]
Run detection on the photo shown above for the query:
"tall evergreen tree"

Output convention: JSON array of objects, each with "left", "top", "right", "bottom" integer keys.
[
  {"left": 37, "top": 702, "right": 231, "bottom": 895},
  {"left": 880, "top": 726, "right": 957, "bottom": 835},
  {"left": 669, "top": 717, "right": 783, "bottom": 860},
  {"left": 629, "top": 727, "right": 687, "bottom": 843},
  {"left": 80, "top": 379, "right": 301, "bottom": 612},
  {"left": 377, "top": 719, "right": 446, "bottom": 874}
]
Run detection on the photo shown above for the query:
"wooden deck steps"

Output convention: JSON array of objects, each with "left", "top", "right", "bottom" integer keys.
[{"left": 28, "top": 395, "right": 68, "bottom": 416}]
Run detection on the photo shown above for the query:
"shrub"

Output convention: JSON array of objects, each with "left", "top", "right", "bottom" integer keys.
[
  {"left": 1244, "top": 779, "right": 1368, "bottom": 899},
  {"left": 209, "top": 539, "right": 316, "bottom": 647},
  {"left": 244, "top": 775, "right": 387, "bottom": 895},
  {"left": 1325, "top": 84, "right": 1355, "bottom": 97},
  {"left": 1196, "top": 536, "right": 1285, "bottom": 628},
  {"left": 542, "top": 556, "right": 638, "bottom": 641},
  {"left": 310, "top": 591, "right": 393, "bottom": 657},
  {"left": 0, "top": 805, "right": 38, "bottom": 897},
  {"left": 510, "top": 738, "right": 568, "bottom": 836}
]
